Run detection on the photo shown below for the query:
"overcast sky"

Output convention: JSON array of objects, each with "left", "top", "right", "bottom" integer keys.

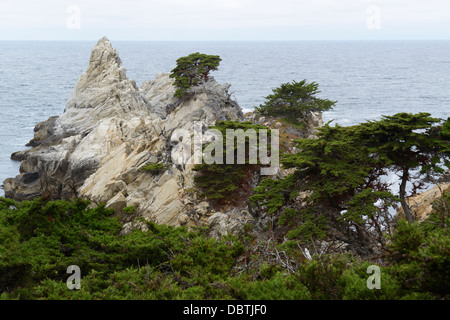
[{"left": 1, "top": 0, "right": 449, "bottom": 40}]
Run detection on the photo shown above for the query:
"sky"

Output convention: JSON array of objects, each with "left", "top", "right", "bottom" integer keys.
[{"left": 0, "top": 0, "right": 450, "bottom": 41}]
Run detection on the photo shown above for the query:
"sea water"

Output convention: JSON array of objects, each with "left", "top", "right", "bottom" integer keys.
[{"left": 1, "top": 41, "right": 449, "bottom": 195}]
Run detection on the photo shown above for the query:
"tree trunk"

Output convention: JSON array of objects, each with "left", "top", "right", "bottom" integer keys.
[{"left": 399, "top": 167, "right": 414, "bottom": 223}]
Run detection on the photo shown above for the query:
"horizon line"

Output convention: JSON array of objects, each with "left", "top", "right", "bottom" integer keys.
[{"left": 1, "top": 38, "right": 450, "bottom": 42}]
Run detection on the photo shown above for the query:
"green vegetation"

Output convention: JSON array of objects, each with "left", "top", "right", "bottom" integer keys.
[
  {"left": 140, "top": 162, "right": 169, "bottom": 175},
  {"left": 255, "top": 80, "right": 336, "bottom": 127},
  {"left": 0, "top": 192, "right": 448, "bottom": 299},
  {"left": 441, "top": 117, "right": 450, "bottom": 140},
  {"left": 192, "top": 121, "right": 271, "bottom": 205},
  {"left": 387, "top": 189, "right": 450, "bottom": 296},
  {"left": 356, "top": 113, "right": 449, "bottom": 223},
  {"left": 123, "top": 205, "right": 136, "bottom": 215},
  {"left": 251, "top": 113, "right": 450, "bottom": 250},
  {"left": 170, "top": 52, "right": 221, "bottom": 98}
]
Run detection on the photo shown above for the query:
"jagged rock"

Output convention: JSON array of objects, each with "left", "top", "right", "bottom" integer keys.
[
  {"left": 4, "top": 37, "right": 154, "bottom": 201},
  {"left": 195, "top": 201, "right": 210, "bottom": 216},
  {"left": 106, "top": 191, "right": 127, "bottom": 212},
  {"left": 140, "top": 73, "right": 178, "bottom": 119},
  {"left": 26, "top": 116, "right": 59, "bottom": 147},
  {"left": 120, "top": 220, "right": 149, "bottom": 235},
  {"left": 4, "top": 36, "right": 323, "bottom": 238},
  {"left": 57, "top": 36, "right": 150, "bottom": 136},
  {"left": 207, "top": 211, "right": 255, "bottom": 238},
  {"left": 397, "top": 182, "right": 450, "bottom": 222}
]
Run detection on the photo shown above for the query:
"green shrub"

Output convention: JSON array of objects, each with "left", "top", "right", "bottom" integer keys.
[
  {"left": 228, "top": 273, "right": 311, "bottom": 300},
  {"left": 441, "top": 117, "right": 450, "bottom": 140},
  {"left": 284, "top": 208, "right": 328, "bottom": 243},
  {"left": 123, "top": 205, "right": 136, "bottom": 215},
  {"left": 255, "top": 80, "right": 335, "bottom": 127},
  {"left": 0, "top": 198, "right": 245, "bottom": 299},
  {"left": 297, "top": 255, "right": 348, "bottom": 300},
  {"left": 140, "top": 163, "right": 169, "bottom": 174},
  {"left": 193, "top": 121, "right": 271, "bottom": 204},
  {"left": 386, "top": 189, "right": 450, "bottom": 297},
  {"left": 339, "top": 263, "right": 403, "bottom": 300},
  {"left": 1, "top": 189, "right": 449, "bottom": 300},
  {"left": 170, "top": 52, "right": 221, "bottom": 98}
]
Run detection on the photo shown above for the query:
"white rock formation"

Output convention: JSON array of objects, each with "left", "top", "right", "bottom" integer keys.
[{"left": 4, "top": 37, "right": 322, "bottom": 237}]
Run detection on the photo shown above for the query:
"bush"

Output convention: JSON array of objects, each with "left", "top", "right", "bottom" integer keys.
[
  {"left": 123, "top": 205, "right": 136, "bottom": 215},
  {"left": 1, "top": 189, "right": 449, "bottom": 300},
  {"left": 387, "top": 189, "right": 450, "bottom": 297},
  {"left": 170, "top": 52, "right": 221, "bottom": 98},
  {"left": 441, "top": 117, "right": 450, "bottom": 140},
  {"left": 193, "top": 121, "right": 271, "bottom": 204},
  {"left": 140, "top": 162, "right": 169, "bottom": 174},
  {"left": 255, "top": 80, "right": 336, "bottom": 127},
  {"left": 297, "top": 255, "right": 348, "bottom": 300},
  {"left": 338, "top": 263, "right": 403, "bottom": 300},
  {"left": 228, "top": 273, "right": 311, "bottom": 300},
  {"left": 0, "top": 198, "right": 244, "bottom": 299}
]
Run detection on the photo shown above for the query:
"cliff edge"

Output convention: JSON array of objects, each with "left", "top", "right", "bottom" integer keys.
[{"left": 3, "top": 37, "right": 322, "bottom": 236}]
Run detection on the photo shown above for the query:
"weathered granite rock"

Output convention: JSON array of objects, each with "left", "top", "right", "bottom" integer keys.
[
  {"left": 4, "top": 37, "right": 155, "bottom": 201},
  {"left": 207, "top": 211, "right": 255, "bottom": 238},
  {"left": 397, "top": 182, "right": 450, "bottom": 222},
  {"left": 3, "top": 37, "right": 322, "bottom": 238}
]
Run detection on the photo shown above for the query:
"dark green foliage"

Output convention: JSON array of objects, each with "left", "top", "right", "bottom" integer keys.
[
  {"left": 140, "top": 162, "right": 169, "bottom": 174},
  {"left": 123, "top": 205, "right": 136, "bottom": 214},
  {"left": 339, "top": 188, "right": 398, "bottom": 224},
  {"left": 193, "top": 164, "right": 247, "bottom": 201},
  {"left": 251, "top": 113, "right": 450, "bottom": 245},
  {"left": 0, "top": 197, "right": 243, "bottom": 299},
  {"left": 250, "top": 174, "right": 296, "bottom": 214},
  {"left": 297, "top": 255, "right": 348, "bottom": 299},
  {"left": 281, "top": 123, "right": 379, "bottom": 207},
  {"left": 387, "top": 188, "right": 450, "bottom": 296},
  {"left": 0, "top": 195, "right": 448, "bottom": 299},
  {"left": 283, "top": 208, "right": 329, "bottom": 242},
  {"left": 357, "top": 113, "right": 449, "bottom": 222},
  {"left": 227, "top": 272, "right": 311, "bottom": 300},
  {"left": 441, "top": 117, "right": 450, "bottom": 140},
  {"left": 251, "top": 122, "right": 391, "bottom": 245},
  {"left": 338, "top": 262, "right": 405, "bottom": 300},
  {"left": 255, "top": 80, "right": 336, "bottom": 126},
  {"left": 170, "top": 52, "right": 221, "bottom": 98},
  {"left": 193, "top": 121, "right": 271, "bottom": 204}
]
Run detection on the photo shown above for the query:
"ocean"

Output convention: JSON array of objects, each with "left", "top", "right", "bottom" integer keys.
[{"left": 1, "top": 40, "right": 449, "bottom": 196}]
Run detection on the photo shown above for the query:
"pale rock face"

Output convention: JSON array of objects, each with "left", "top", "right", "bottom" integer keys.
[
  {"left": 56, "top": 37, "right": 150, "bottom": 136},
  {"left": 397, "top": 182, "right": 450, "bottom": 222},
  {"left": 207, "top": 211, "right": 255, "bottom": 238},
  {"left": 5, "top": 37, "right": 156, "bottom": 201},
  {"left": 4, "top": 36, "right": 322, "bottom": 238},
  {"left": 140, "top": 73, "right": 177, "bottom": 119}
]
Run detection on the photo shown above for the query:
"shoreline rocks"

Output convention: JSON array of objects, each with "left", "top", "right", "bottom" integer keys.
[{"left": 3, "top": 36, "right": 323, "bottom": 237}]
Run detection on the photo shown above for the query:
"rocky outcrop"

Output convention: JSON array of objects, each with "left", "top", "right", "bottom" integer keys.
[
  {"left": 3, "top": 37, "right": 322, "bottom": 237},
  {"left": 245, "top": 110, "right": 323, "bottom": 141},
  {"left": 397, "top": 182, "right": 450, "bottom": 222}
]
